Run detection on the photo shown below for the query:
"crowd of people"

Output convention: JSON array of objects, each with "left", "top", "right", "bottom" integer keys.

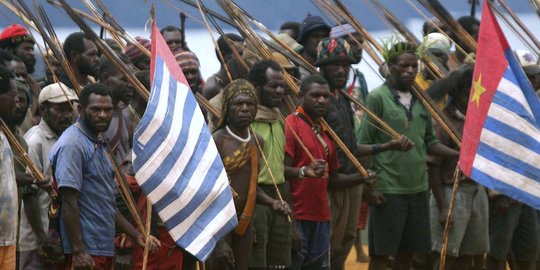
[{"left": 0, "top": 9, "right": 539, "bottom": 270}]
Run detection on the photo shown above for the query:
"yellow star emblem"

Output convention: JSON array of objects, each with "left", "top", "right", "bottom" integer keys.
[{"left": 471, "top": 74, "right": 486, "bottom": 107}]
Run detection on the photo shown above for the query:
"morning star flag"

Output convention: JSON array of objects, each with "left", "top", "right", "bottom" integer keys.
[
  {"left": 458, "top": 1, "right": 540, "bottom": 210},
  {"left": 131, "top": 23, "right": 238, "bottom": 261}
]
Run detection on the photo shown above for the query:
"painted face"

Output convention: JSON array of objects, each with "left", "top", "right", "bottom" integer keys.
[
  {"left": 302, "top": 83, "right": 331, "bottom": 118},
  {"left": 321, "top": 61, "right": 351, "bottom": 90},
  {"left": 389, "top": 52, "right": 419, "bottom": 90},
  {"left": 43, "top": 102, "right": 76, "bottom": 135},
  {"left": 258, "top": 68, "right": 285, "bottom": 108},
  {"left": 0, "top": 80, "right": 19, "bottom": 119},
  {"left": 80, "top": 93, "right": 114, "bottom": 134},
  {"left": 163, "top": 30, "right": 184, "bottom": 53},
  {"left": 78, "top": 39, "right": 100, "bottom": 77},
  {"left": 14, "top": 41, "right": 36, "bottom": 74},
  {"left": 227, "top": 93, "right": 257, "bottom": 129}
]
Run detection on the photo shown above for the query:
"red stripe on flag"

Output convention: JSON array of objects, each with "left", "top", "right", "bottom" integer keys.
[
  {"left": 150, "top": 22, "right": 189, "bottom": 87},
  {"left": 458, "top": 1, "right": 508, "bottom": 175}
]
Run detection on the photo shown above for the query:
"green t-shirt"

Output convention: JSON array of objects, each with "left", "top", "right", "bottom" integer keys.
[
  {"left": 359, "top": 84, "right": 438, "bottom": 194},
  {"left": 251, "top": 119, "right": 285, "bottom": 185}
]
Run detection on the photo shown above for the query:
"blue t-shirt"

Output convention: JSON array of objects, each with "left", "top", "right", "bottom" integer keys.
[{"left": 49, "top": 118, "right": 116, "bottom": 256}]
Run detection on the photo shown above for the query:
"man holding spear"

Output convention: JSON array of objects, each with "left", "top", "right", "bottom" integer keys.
[
  {"left": 49, "top": 83, "right": 159, "bottom": 269},
  {"left": 360, "top": 41, "right": 459, "bottom": 270}
]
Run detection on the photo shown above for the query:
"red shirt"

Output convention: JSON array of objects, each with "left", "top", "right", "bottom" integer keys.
[{"left": 285, "top": 114, "right": 339, "bottom": 222}]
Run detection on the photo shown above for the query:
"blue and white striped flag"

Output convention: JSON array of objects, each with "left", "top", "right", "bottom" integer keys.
[
  {"left": 459, "top": 1, "right": 540, "bottom": 209},
  {"left": 132, "top": 23, "right": 238, "bottom": 261}
]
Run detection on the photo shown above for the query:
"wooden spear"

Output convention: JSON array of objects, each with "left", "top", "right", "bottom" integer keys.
[
  {"left": 415, "top": 0, "right": 477, "bottom": 52},
  {"left": 325, "top": 0, "right": 461, "bottom": 145},
  {"left": 495, "top": 0, "right": 540, "bottom": 53},
  {"left": 14, "top": 0, "right": 81, "bottom": 94},
  {"left": 0, "top": 119, "right": 56, "bottom": 198},
  {"left": 56, "top": 0, "right": 147, "bottom": 234}
]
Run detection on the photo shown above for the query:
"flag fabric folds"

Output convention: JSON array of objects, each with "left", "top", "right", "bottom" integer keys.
[
  {"left": 132, "top": 23, "right": 238, "bottom": 261},
  {"left": 459, "top": 1, "right": 540, "bottom": 210}
]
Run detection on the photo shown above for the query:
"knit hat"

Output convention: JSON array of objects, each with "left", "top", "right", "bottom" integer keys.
[
  {"left": 330, "top": 23, "right": 358, "bottom": 39},
  {"left": 175, "top": 50, "right": 200, "bottom": 70},
  {"left": 217, "top": 79, "right": 257, "bottom": 129},
  {"left": 124, "top": 37, "right": 151, "bottom": 64},
  {"left": 424, "top": 32, "right": 452, "bottom": 54},
  {"left": 0, "top": 24, "right": 34, "bottom": 48},
  {"left": 297, "top": 15, "right": 330, "bottom": 44},
  {"left": 314, "top": 37, "right": 355, "bottom": 67}
]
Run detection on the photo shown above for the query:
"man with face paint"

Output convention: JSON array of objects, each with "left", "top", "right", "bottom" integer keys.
[
  {"left": 208, "top": 79, "right": 290, "bottom": 270},
  {"left": 359, "top": 41, "right": 459, "bottom": 270}
]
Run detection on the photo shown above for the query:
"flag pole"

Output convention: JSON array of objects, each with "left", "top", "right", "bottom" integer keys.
[{"left": 439, "top": 166, "right": 461, "bottom": 270}]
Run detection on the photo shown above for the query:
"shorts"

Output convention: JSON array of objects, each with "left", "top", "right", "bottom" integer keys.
[
  {"left": 250, "top": 184, "right": 291, "bottom": 268},
  {"left": 489, "top": 201, "right": 539, "bottom": 261},
  {"left": 430, "top": 184, "right": 489, "bottom": 257},
  {"left": 0, "top": 245, "right": 16, "bottom": 270},
  {"left": 368, "top": 191, "right": 431, "bottom": 256},
  {"left": 292, "top": 220, "right": 330, "bottom": 269}
]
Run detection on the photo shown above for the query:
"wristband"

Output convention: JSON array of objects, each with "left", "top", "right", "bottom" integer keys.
[{"left": 298, "top": 166, "right": 306, "bottom": 178}]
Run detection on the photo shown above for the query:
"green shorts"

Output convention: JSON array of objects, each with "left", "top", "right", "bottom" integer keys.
[
  {"left": 368, "top": 191, "right": 431, "bottom": 256},
  {"left": 250, "top": 184, "right": 292, "bottom": 268}
]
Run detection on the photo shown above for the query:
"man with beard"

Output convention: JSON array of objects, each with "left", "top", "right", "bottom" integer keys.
[
  {"left": 0, "top": 65, "right": 21, "bottom": 269},
  {"left": 208, "top": 79, "right": 291, "bottom": 270},
  {"left": 1, "top": 25, "right": 41, "bottom": 134},
  {"left": 297, "top": 15, "right": 330, "bottom": 79},
  {"left": 0, "top": 24, "right": 36, "bottom": 75},
  {"left": 99, "top": 54, "right": 134, "bottom": 164},
  {"left": 359, "top": 41, "right": 459, "bottom": 270},
  {"left": 247, "top": 60, "right": 292, "bottom": 270},
  {"left": 49, "top": 83, "right": 159, "bottom": 270},
  {"left": 5, "top": 79, "right": 34, "bottom": 188},
  {"left": 63, "top": 32, "right": 100, "bottom": 89},
  {"left": 18, "top": 82, "right": 78, "bottom": 270},
  {"left": 285, "top": 74, "right": 377, "bottom": 269}
]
